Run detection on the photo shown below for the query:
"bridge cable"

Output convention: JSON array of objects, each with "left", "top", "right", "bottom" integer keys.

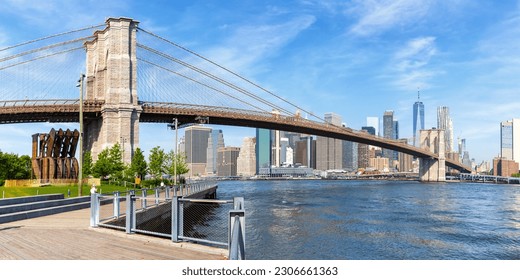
[
  {"left": 0, "top": 24, "right": 103, "bottom": 53},
  {"left": 138, "top": 57, "right": 273, "bottom": 113},
  {"left": 137, "top": 43, "right": 293, "bottom": 116},
  {"left": 0, "top": 36, "right": 92, "bottom": 63},
  {"left": 0, "top": 47, "right": 84, "bottom": 71},
  {"left": 137, "top": 27, "right": 326, "bottom": 123}
]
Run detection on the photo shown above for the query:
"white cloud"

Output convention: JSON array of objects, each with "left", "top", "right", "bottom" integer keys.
[{"left": 347, "top": 0, "right": 435, "bottom": 36}]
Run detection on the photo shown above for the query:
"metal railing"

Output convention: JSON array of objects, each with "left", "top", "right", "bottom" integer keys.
[{"left": 90, "top": 182, "right": 246, "bottom": 260}]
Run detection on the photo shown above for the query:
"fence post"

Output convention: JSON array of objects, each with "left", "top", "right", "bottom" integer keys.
[
  {"left": 171, "top": 197, "right": 180, "bottom": 242},
  {"left": 155, "top": 188, "right": 160, "bottom": 205},
  {"left": 142, "top": 189, "right": 147, "bottom": 209},
  {"left": 126, "top": 193, "right": 135, "bottom": 234},
  {"left": 229, "top": 197, "right": 246, "bottom": 260},
  {"left": 180, "top": 185, "right": 184, "bottom": 196},
  {"left": 90, "top": 193, "right": 99, "bottom": 227},
  {"left": 233, "top": 197, "right": 244, "bottom": 210},
  {"left": 113, "top": 191, "right": 120, "bottom": 218}
]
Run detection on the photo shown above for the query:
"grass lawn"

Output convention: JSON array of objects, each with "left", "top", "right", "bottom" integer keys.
[{"left": 0, "top": 183, "right": 137, "bottom": 199}]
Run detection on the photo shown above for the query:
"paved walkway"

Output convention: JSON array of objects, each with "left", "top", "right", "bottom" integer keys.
[{"left": 0, "top": 208, "right": 227, "bottom": 260}]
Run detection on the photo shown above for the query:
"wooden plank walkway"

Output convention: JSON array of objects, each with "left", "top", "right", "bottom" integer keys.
[{"left": 0, "top": 207, "right": 227, "bottom": 260}]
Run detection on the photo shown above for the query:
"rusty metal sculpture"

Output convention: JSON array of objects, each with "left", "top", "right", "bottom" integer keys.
[{"left": 32, "top": 128, "right": 79, "bottom": 182}]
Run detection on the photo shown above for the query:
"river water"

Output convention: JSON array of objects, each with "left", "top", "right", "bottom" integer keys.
[{"left": 215, "top": 179, "right": 520, "bottom": 260}]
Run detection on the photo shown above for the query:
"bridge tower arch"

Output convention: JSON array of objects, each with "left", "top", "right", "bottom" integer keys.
[
  {"left": 83, "top": 17, "right": 141, "bottom": 163},
  {"left": 419, "top": 129, "right": 446, "bottom": 182}
]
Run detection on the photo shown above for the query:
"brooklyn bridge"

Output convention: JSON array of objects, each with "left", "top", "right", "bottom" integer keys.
[{"left": 0, "top": 17, "right": 471, "bottom": 182}]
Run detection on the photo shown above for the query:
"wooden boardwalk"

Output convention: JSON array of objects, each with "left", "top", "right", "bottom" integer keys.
[{"left": 0, "top": 207, "right": 227, "bottom": 260}]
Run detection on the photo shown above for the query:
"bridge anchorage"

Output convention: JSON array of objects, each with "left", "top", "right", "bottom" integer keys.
[{"left": 0, "top": 17, "right": 471, "bottom": 182}]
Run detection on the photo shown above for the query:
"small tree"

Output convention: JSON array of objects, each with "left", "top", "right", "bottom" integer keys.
[
  {"left": 148, "top": 146, "right": 166, "bottom": 179},
  {"left": 83, "top": 151, "right": 93, "bottom": 177},
  {"left": 92, "top": 148, "right": 112, "bottom": 178},
  {"left": 129, "top": 147, "right": 147, "bottom": 180},
  {"left": 165, "top": 150, "right": 189, "bottom": 183},
  {"left": 109, "top": 143, "right": 125, "bottom": 179}
]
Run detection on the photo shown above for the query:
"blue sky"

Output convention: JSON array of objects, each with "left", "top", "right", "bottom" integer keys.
[{"left": 1, "top": 0, "right": 520, "bottom": 164}]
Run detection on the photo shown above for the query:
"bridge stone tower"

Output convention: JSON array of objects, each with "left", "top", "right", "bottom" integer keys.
[
  {"left": 419, "top": 129, "right": 446, "bottom": 182},
  {"left": 84, "top": 17, "right": 141, "bottom": 163}
]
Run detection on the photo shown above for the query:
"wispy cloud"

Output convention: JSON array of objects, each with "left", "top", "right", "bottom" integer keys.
[
  {"left": 205, "top": 15, "right": 316, "bottom": 73},
  {"left": 389, "top": 36, "right": 439, "bottom": 90},
  {"left": 347, "top": 0, "right": 435, "bottom": 36}
]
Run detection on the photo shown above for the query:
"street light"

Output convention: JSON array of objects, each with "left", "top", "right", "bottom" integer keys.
[
  {"left": 167, "top": 118, "right": 178, "bottom": 185},
  {"left": 77, "top": 73, "right": 85, "bottom": 197}
]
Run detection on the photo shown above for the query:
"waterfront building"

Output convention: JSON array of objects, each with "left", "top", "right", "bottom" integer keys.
[
  {"left": 258, "top": 166, "right": 314, "bottom": 178},
  {"left": 237, "top": 137, "right": 256, "bottom": 177},
  {"left": 217, "top": 147, "right": 240, "bottom": 177},
  {"left": 398, "top": 139, "right": 413, "bottom": 172},
  {"left": 184, "top": 125, "right": 212, "bottom": 177},
  {"left": 437, "top": 106, "right": 454, "bottom": 153},
  {"left": 316, "top": 113, "right": 343, "bottom": 171},
  {"left": 501, "top": 119, "right": 520, "bottom": 164},
  {"left": 206, "top": 129, "right": 224, "bottom": 175},
  {"left": 294, "top": 136, "right": 315, "bottom": 168},
  {"left": 255, "top": 128, "right": 271, "bottom": 175},
  {"left": 369, "top": 156, "right": 389, "bottom": 172},
  {"left": 413, "top": 92, "right": 425, "bottom": 147},
  {"left": 493, "top": 157, "right": 519, "bottom": 177}
]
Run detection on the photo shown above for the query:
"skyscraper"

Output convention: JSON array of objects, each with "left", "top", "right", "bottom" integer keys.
[
  {"left": 206, "top": 129, "right": 224, "bottom": 175},
  {"left": 255, "top": 128, "right": 271, "bottom": 174},
  {"left": 437, "top": 106, "right": 454, "bottom": 153},
  {"left": 366, "top": 117, "right": 379, "bottom": 136},
  {"left": 316, "top": 113, "right": 343, "bottom": 170},
  {"left": 217, "top": 147, "right": 240, "bottom": 177},
  {"left": 383, "top": 111, "right": 398, "bottom": 161},
  {"left": 501, "top": 119, "right": 520, "bottom": 164},
  {"left": 237, "top": 137, "right": 256, "bottom": 176},
  {"left": 184, "top": 125, "right": 212, "bottom": 176},
  {"left": 412, "top": 91, "right": 425, "bottom": 147}
]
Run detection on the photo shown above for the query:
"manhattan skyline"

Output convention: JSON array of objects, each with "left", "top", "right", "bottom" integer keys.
[{"left": 1, "top": 0, "right": 519, "bottom": 164}]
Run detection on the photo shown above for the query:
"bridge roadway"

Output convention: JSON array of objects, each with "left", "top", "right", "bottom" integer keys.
[
  {"left": 0, "top": 206, "right": 226, "bottom": 260},
  {"left": 0, "top": 99, "right": 471, "bottom": 173}
]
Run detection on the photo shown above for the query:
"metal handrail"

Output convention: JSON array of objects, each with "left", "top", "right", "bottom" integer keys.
[{"left": 229, "top": 215, "right": 246, "bottom": 260}]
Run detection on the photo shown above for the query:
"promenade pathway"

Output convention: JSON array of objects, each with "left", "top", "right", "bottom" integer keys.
[{"left": 0, "top": 207, "right": 227, "bottom": 260}]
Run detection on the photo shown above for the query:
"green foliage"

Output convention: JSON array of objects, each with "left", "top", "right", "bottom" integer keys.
[
  {"left": 0, "top": 151, "right": 32, "bottom": 186},
  {"left": 148, "top": 146, "right": 166, "bottom": 179},
  {"left": 129, "top": 147, "right": 147, "bottom": 179},
  {"left": 512, "top": 173, "right": 520, "bottom": 178},
  {"left": 92, "top": 143, "right": 126, "bottom": 179},
  {"left": 165, "top": 150, "right": 189, "bottom": 182},
  {"left": 83, "top": 151, "right": 93, "bottom": 176}
]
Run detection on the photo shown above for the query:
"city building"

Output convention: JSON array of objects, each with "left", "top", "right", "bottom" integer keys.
[
  {"left": 366, "top": 117, "right": 379, "bottom": 136},
  {"left": 255, "top": 128, "right": 271, "bottom": 174},
  {"left": 369, "top": 156, "right": 389, "bottom": 172},
  {"left": 383, "top": 111, "right": 398, "bottom": 162},
  {"left": 413, "top": 91, "right": 425, "bottom": 147},
  {"left": 316, "top": 113, "right": 343, "bottom": 171},
  {"left": 217, "top": 147, "right": 240, "bottom": 177},
  {"left": 258, "top": 166, "right": 314, "bottom": 178},
  {"left": 493, "top": 157, "right": 519, "bottom": 177},
  {"left": 205, "top": 129, "right": 224, "bottom": 175},
  {"left": 501, "top": 119, "right": 520, "bottom": 164},
  {"left": 184, "top": 125, "right": 212, "bottom": 177},
  {"left": 294, "top": 136, "right": 315, "bottom": 168},
  {"left": 437, "top": 106, "right": 454, "bottom": 153},
  {"left": 398, "top": 139, "right": 413, "bottom": 172},
  {"left": 343, "top": 141, "right": 358, "bottom": 171},
  {"left": 237, "top": 137, "right": 256, "bottom": 177}
]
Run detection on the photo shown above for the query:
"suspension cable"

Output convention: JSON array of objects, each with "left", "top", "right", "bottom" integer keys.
[
  {"left": 137, "top": 43, "right": 293, "bottom": 116},
  {"left": 0, "top": 47, "right": 84, "bottom": 71},
  {"left": 0, "top": 36, "right": 92, "bottom": 63},
  {"left": 0, "top": 24, "right": 104, "bottom": 52},
  {"left": 137, "top": 27, "right": 325, "bottom": 122},
  {"left": 138, "top": 58, "right": 270, "bottom": 113}
]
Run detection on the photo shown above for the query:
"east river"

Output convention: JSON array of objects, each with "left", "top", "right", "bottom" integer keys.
[{"left": 214, "top": 179, "right": 520, "bottom": 260}]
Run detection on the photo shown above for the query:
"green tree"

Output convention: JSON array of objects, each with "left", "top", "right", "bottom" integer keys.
[
  {"left": 0, "top": 151, "right": 32, "bottom": 185},
  {"left": 129, "top": 147, "right": 147, "bottom": 179},
  {"left": 148, "top": 146, "right": 166, "bottom": 179},
  {"left": 108, "top": 143, "right": 125, "bottom": 179},
  {"left": 165, "top": 150, "right": 189, "bottom": 183},
  {"left": 92, "top": 148, "right": 112, "bottom": 178},
  {"left": 82, "top": 151, "right": 93, "bottom": 177}
]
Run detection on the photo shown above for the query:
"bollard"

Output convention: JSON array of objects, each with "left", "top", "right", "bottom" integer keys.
[
  {"left": 125, "top": 194, "right": 135, "bottom": 234},
  {"left": 113, "top": 191, "right": 120, "bottom": 218},
  {"left": 171, "top": 197, "right": 179, "bottom": 242},
  {"left": 90, "top": 193, "right": 99, "bottom": 227}
]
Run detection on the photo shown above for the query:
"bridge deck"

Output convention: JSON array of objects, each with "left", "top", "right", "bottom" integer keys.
[{"left": 0, "top": 207, "right": 227, "bottom": 260}]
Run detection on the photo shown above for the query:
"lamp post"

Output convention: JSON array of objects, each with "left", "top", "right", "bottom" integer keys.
[
  {"left": 168, "top": 118, "right": 178, "bottom": 185},
  {"left": 77, "top": 74, "right": 85, "bottom": 197},
  {"left": 120, "top": 137, "right": 127, "bottom": 179}
]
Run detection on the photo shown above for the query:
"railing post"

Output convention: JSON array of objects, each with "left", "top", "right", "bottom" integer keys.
[
  {"left": 142, "top": 189, "right": 147, "bottom": 209},
  {"left": 90, "top": 193, "right": 99, "bottom": 227},
  {"left": 113, "top": 191, "right": 120, "bottom": 218},
  {"left": 166, "top": 186, "right": 170, "bottom": 200},
  {"left": 180, "top": 185, "right": 184, "bottom": 196},
  {"left": 126, "top": 193, "right": 135, "bottom": 234},
  {"left": 229, "top": 197, "right": 246, "bottom": 260},
  {"left": 155, "top": 188, "right": 160, "bottom": 205},
  {"left": 171, "top": 197, "right": 180, "bottom": 242},
  {"left": 233, "top": 197, "right": 244, "bottom": 210}
]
